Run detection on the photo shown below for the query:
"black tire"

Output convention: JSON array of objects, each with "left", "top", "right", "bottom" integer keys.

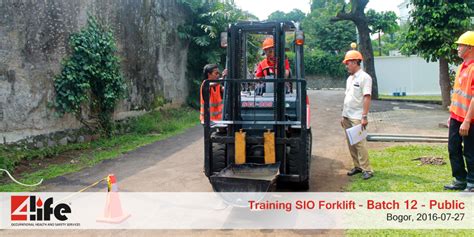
[
  {"left": 211, "top": 143, "right": 227, "bottom": 173},
  {"left": 287, "top": 129, "right": 312, "bottom": 190}
]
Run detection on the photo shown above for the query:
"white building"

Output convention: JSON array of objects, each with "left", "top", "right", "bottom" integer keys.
[
  {"left": 374, "top": 56, "right": 441, "bottom": 96},
  {"left": 397, "top": 0, "right": 413, "bottom": 24}
]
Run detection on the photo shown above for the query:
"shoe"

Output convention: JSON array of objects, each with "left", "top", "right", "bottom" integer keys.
[
  {"left": 347, "top": 167, "right": 362, "bottom": 176},
  {"left": 362, "top": 171, "right": 373, "bottom": 180},
  {"left": 444, "top": 180, "right": 467, "bottom": 190},
  {"left": 464, "top": 183, "right": 474, "bottom": 192}
]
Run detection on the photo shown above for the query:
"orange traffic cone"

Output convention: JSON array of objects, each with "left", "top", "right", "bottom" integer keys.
[{"left": 96, "top": 174, "right": 131, "bottom": 223}]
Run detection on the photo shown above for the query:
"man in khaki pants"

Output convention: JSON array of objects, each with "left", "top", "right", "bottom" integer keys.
[{"left": 341, "top": 44, "right": 373, "bottom": 180}]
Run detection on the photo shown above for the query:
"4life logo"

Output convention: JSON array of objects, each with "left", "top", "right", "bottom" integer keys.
[{"left": 11, "top": 196, "right": 71, "bottom": 221}]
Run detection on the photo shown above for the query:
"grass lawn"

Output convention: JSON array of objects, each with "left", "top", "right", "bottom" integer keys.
[
  {"left": 379, "top": 95, "right": 442, "bottom": 102},
  {"left": 0, "top": 107, "right": 199, "bottom": 192},
  {"left": 346, "top": 145, "right": 472, "bottom": 236}
]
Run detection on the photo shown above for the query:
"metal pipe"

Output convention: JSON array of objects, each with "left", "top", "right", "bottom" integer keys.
[{"left": 367, "top": 134, "right": 448, "bottom": 143}]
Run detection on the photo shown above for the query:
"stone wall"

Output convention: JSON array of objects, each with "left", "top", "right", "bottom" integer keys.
[{"left": 0, "top": 0, "right": 190, "bottom": 143}]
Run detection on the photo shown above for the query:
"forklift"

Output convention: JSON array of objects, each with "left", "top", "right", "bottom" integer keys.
[{"left": 201, "top": 21, "right": 312, "bottom": 192}]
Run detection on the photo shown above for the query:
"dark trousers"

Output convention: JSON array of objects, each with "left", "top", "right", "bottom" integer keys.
[{"left": 448, "top": 119, "right": 474, "bottom": 183}]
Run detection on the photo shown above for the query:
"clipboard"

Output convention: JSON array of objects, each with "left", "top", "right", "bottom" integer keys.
[{"left": 345, "top": 124, "right": 367, "bottom": 146}]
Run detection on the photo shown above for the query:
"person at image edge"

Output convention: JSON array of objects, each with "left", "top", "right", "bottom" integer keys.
[{"left": 445, "top": 31, "right": 474, "bottom": 192}]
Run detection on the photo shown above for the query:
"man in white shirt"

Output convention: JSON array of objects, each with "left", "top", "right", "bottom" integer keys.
[{"left": 340, "top": 45, "right": 374, "bottom": 180}]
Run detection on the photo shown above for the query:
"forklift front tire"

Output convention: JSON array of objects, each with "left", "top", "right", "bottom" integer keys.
[{"left": 212, "top": 143, "right": 227, "bottom": 173}]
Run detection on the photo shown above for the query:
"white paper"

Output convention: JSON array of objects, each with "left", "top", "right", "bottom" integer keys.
[{"left": 345, "top": 124, "right": 367, "bottom": 145}]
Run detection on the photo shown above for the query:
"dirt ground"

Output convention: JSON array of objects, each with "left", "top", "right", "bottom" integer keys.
[{"left": 2, "top": 90, "right": 449, "bottom": 236}]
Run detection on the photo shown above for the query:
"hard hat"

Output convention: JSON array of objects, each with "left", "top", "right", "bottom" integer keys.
[
  {"left": 343, "top": 42, "right": 363, "bottom": 64},
  {"left": 455, "top": 31, "right": 474, "bottom": 46},
  {"left": 343, "top": 51, "right": 363, "bottom": 64},
  {"left": 262, "top": 38, "right": 274, "bottom": 50}
]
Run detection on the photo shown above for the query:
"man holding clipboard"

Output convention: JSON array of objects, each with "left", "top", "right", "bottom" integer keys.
[{"left": 340, "top": 43, "right": 374, "bottom": 180}]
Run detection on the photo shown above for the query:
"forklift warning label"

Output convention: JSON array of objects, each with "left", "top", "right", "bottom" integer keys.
[{"left": 0, "top": 192, "right": 472, "bottom": 229}]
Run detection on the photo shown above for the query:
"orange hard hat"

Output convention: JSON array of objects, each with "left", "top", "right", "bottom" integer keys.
[
  {"left": 343, "top": 50, "right": 363, "bottom": 64},
  {"left": 262, "top": 38, "right": 274, "bottom": 50}
]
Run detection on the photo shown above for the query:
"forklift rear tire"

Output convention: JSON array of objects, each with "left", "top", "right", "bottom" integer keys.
[
  {"left": 288, "top": 129, "right": 312, "bottom": 190},
  {"left": 212, "top": 143, "right": 227, "bottom": 173}
]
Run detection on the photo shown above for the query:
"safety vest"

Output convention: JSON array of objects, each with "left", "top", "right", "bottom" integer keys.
[
  {"left": 259, "top": 59, "right": 276, "bottom": 77},
  {"left": 450, "top": 63, "right": 474, "bottom": 121},
  {"left": 200, "top": 82, "right": 223, "bottom": 123}
]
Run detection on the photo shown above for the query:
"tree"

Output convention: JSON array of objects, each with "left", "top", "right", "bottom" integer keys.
[
  {"left": 54, "top": 16, "right": 126, "bottom": 136},
  {"left": 311, "top": 0, "right": 344, "bottom": 10},
  {"left": 178, "top": 0, "right": 255, "bottom": 63},
  {"left": 366, "top": 10, "right": 399, "bottom": 56},
  {"left": 302, "top": 0, "right": 355, "bottom": 78},
  {"left": 331, "top": 0, "right": 379, "bottom": 99},
  {"left": 401, "top": 0, "right": 472, "bottom": 108},
  {"left": 178, "top": 0, "right": 256, "bottom": 108},
  {"left": 267, "top": 9, "right": 306, "bottom": 22},
  {"left": 310, "top": 0, "right": 327, "bottom": 10},
  {"left": 285, "top": 9, "right": 306, "bottom": 22},
  {"left": 303, "top": 1, "right": 356, "bottom": 54},
  {"left": 370, "top": 24, "right": 408, "bottom": 56},
  {"left": 267, "top": 10, "right": 287, "bottom": 21}
]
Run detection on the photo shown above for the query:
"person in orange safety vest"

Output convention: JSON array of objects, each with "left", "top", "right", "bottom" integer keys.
[
  {"left": 255, "top": 38, "right": 290, "bottom": 79},
  {"left": 255, "top": 38, "right": 291, "bottom": 95},
  {"left": 445, "top": 31, "right": 474, "bottom": 192},
  {"left": 200, "top": 64, "right": 226, "bottom": 124}
]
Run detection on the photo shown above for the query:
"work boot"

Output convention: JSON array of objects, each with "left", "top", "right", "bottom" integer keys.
[
  {"left": 362, "top": 171, "right": 373, "bottom": 180},
  {"left": 347, "top": 167, "right": 362, "bottom": 176},
  {"left": 464, "top": 183, "right": 474, "bottom": 192},
  {"left": 444, "top": 179, "right": 467, "bottom": 190}
]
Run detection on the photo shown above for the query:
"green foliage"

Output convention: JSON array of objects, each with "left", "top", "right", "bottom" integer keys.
[
  {"left": 305, "top": 49, "right": 346, "bottom": 78},
  {"left": 152, "top": 95, "right": 168, "bottom": 109},
  {"left": 310, "top": 0, "right": 345, "bottom": 11},
  {"left": 372, "top": 34, "right": 397, "bottom": 56},
  {"left": 247, "top": 34, "right": 264, "bottom": 66},
  {"left": 367, "top": 10, "right": 399, "bottom": 35},
  {"left": 303, "top": 2, "right": 356, "bottom": 54},
  {"left": 267, "top": 9, "right": 306, "bottom": 22},
  {"left": 302, "top": 0, "right": 353, "bottom": 78},
  {"left": 310, "top": 0, "right": 326, "bottom": 10},
  {"left": 0, "top": 143, "right": 88, "bottom": 172},
  {"left": 267, "top": 10, "right": 286, "bottom": 21},
  {"left": 367, "top": 9, "right": 399, "bottom": 56},
  {"left": 401, "top": 0, "right": 473, "bottom": 63},
  {"left": 54, "top": 16, "right": 126, "bottom": 135},
  {"left": 178, "top": 0, "right": 255, "bottom": 63},
  {"left": 371, "top": 24, "right": 410, "bottom": 56},
  {"left": 178, "top": 0, "right": 256, "bottom": 108},
  {"left": 128, "top": 107, "right": 198, "bottom": 134}
]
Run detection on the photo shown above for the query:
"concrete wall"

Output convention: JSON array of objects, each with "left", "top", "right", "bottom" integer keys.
[
  {"left": 374, "top": 56, "right": 441, "bottom": 96},
  {"left": 0, "top": 0, "right": 189, "bottom": 143}
]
